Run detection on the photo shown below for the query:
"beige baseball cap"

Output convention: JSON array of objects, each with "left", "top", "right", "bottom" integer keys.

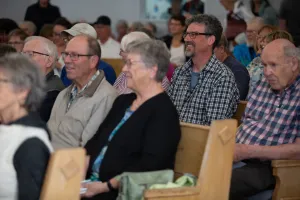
[{"left": 62, "top": 23, "right": 97, "bottom": 39}]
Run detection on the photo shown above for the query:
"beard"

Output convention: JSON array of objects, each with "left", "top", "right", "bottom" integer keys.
[
  {"left": 185, "top": 41, "right": 196, "bottom": 57},
  {"left": 246, "top": 39, "right": 255, "bottom": 47}
]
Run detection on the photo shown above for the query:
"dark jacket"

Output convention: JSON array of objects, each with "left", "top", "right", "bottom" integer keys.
[
  {"left": 39, "top": 70, "right": 65, "bottom": 122},
  {"left": 84, "top": 93, "right": 181, "bottom": 200},
  {"left": 24, "top": 2, "right": 61, "bottom": 34},
  {"left": 223, "top": 56, "right": 250, "bottom": 100},
  {"left": 161, "top": 35, "right": 184, "bottom": 50},
  {"left": 161, "top": 35, "right": 188, "bottom": 65}
]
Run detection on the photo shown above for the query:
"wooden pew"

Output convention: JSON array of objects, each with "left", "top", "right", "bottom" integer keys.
[
  {"left": 40, "top": 148, "right": 86, "bottom": 200},
  {"left": 232, "top": 100, "right": 247, "bottom": 126},
  {"left": 144, "top": 119, "right": 237, "bottom": 200},
  {"left": 102, "top": 58, "right": 124, "bottom": 77},
  {"left": 232, "top": 101, "right": 300, "bottom": 200},
  {"left": 272, "top": 160, "right": 300, "bottom": 200}
]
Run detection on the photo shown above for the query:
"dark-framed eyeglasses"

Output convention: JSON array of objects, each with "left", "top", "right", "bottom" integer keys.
[
  {"left": 22, "top": 51, "right": 49, "bottom": 57},
  {"left": 0, "top": 78, "right": 11, "bottom": 84},
  {"left": 61, "top": 52, "right": 94, "bottom": 61},
  {"left": 53, "top": 32, "right": 62, "bottom": 37},
  {"left": 8, "top": 41, "right": 24, "bottom": 46},
  {"left": 183, "top": 32, "right": 213, "bottom": 39},
  {"left": 62, "top": 35, "right": 74, "bottom": 43},
  {"left": 124, "top": 59, "right": 144, "bottom": 68}
]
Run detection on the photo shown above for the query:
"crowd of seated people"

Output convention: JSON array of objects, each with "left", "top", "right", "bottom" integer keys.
[{"left": 0, "top": 0, "right": 300, "bottom": 199}]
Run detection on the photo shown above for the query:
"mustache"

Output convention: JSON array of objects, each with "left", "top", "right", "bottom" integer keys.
[{"left": 185, "top": 41, "right": 195, "bottom": 47}]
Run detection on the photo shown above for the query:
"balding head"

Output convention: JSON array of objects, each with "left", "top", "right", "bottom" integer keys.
[
  {"left": 263, "top": 39, "right": 295, "bottom": 54},
  {"left": 261, "top": 39, "right": 299, "bottom": 91},
  {"left": 63, "top": 35, "right": 100, "bottom": 86}
]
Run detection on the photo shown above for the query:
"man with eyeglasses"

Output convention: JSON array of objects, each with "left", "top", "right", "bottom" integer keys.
[
  {"left": 7, "top": 29, "right": 28, "bottom": 52},
  {"left": 22, "top": 36, "right": 65, "bottom": 122},
  {"left": 60, "top": 23, "right": 116, "bottom": 86},
  {"left": 167, "top": 14, "right": 239, "bottom": 126},
  {"left": 47, "top": 35, "right": 117, "bottom": 150}
]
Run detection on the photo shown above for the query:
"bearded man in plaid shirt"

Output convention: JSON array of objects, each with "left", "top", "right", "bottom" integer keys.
[
  {"left": 230, "top": 39, "right": 300, "bottom": 200},
  {"left": 167, "top": 14, "right": 239, "bottom": 125}
]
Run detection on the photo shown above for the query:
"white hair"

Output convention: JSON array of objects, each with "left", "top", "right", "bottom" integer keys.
[
  {"left": 247, "top": 17, "right": 264, "bottom": 26},
  {"left": 19, "top": 21, "right": 37, "bottom": 35},
  {"left": 25, "top": 36, "right": 58, "bottom": 69},
  {"left": 120, "top": 31, "right": 150, "bottom": 51},
  {"left": 284, "top": 46, "right": 300, "bottom": 70}
]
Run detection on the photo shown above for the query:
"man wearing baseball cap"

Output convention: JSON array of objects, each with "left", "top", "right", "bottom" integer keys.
[
  {"left": 60, "top": 23, "right": 116, "bottom": 86},
  {"left": 93, "top": 16, "right": 121, "bottom": 59}
]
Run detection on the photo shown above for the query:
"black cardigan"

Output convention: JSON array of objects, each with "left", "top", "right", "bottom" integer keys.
[{"left": 84, "top": 92, "right": 181, "bottom": 200}]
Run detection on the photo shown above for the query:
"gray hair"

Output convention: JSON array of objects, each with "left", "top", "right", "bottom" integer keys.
[
  {"left": 129, "top": 21, "right": 144, "bottom": 32},
  {"left": 25, "top": 36, "right": 58, "bottom": 69},
  {"left": 126, "top": 39, "right": 170, "bottom": 82},
  {"left": 0, "top": 53, "right": 46, "bottom": 112},
  {"left": 19, "top": 21, "right": 36, "bottom": 35},
  {"left": 284, "top": 46, "right": 300, "bottom": 69},
  {"left": 186, "top": 14, "right": 223, "bottom": 49},
  {"left": 121, "top": 31, "right": 150, "bottom": 50},
  {"left": 247, "top": 17, "right": 264, "bottom": 26},
  {"left": 79, "top": 35, "right": 101, "bottom": 68},
  {"left": 116, "top": 20, "right": 128, "bottom": 28}
]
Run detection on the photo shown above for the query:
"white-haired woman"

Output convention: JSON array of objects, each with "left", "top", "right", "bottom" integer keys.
[
  {"left": 82, "top": 39, "right": 181, "bottom": 200},
  {"left": 113, "top": 31, "right": 171, "bottom": 94},
  {"left": 0, "top": 54, "right": 53, "bottom": 199}
]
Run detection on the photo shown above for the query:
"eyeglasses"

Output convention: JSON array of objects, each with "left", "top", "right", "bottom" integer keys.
[
  {"left": 246, "top": 30, "right": 257, "bottom": 35},
  {"left": 8, "top": 41, "right": 24, "bottom": 46},
  {"left": 124, "top": 59, "right": 145, "bottom": 68},
  {"left": 61, "top": 52, "right": 94, "bottom": 61},
  {"left": 62, "top": 35, "right": 74, "bottom": 43},
  {"left": 22, "top": 51, "right": 49, "bottom": 57},
  {"left": 0, "top": 78, "right": 11, "bottom": 84},
  {"left": 183, "top": 32, "right": 213, "bottom": 39},
  {"left": 170, "top": 22, "right": 182, "bottom": 26},
  {"left": 119, "top": 49, "right": 127, "bottom": 57},
  {"left": 53, "top": 32, "right": 61, "bottom": 37},
  {"left": 260, "top": 44, "right": 266, "bottom": 50}
]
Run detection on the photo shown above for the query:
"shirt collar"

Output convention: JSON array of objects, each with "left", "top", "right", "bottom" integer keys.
[
  {"left": 182, "top": 54, "right": 221, "bottom": 74},
  {"left": 284, "top": 74, "right": 300, "bottom": 94},
  {"left": 100, "top": 37, "right": 113, "bottom": 45},
  {"left": 66, "top": 70, "right": 105, "bottom": 98},
  {"left": 46, "top": 70, "right": 55, "bottom": 81}
]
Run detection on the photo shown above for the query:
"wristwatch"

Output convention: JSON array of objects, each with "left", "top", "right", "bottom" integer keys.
[{"left": 107, "top": 180, "right": 117, "bottom": 192}]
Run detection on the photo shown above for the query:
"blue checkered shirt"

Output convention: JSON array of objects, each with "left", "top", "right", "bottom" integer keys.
[
  {"left": 237, "top": 76, "right": 300, "bottom": 146},
  {"left": 167, "top": 55, "right": 239, "bottom": 125}
]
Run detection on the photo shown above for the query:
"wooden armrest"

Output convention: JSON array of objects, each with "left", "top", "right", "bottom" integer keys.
[
  {"left": 272, "top": 160, "right": 300, "bottom": 200},
  {"left": 272, "top": 160, "right": 300, "bottom": 168},
  {"left": 144, "top": 187, "right": 199, "bottom": 199}
]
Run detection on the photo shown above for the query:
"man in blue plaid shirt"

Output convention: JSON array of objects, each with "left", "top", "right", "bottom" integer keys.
[
  {"left": 230, "top": 39, "right": 300, "bottom": 199},
  {"left": 167, "top": 14, "right": 239, "bottom": 125}
]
